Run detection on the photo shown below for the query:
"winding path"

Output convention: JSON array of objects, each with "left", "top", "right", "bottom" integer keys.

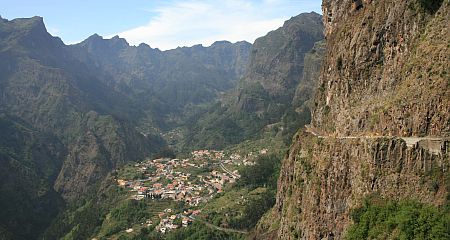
[
  {"left": 305, "top": 125, "right": 449, "bottom": 155},
  {"left": 189, "top": 215, "right": 248, "bottom": 234},
  {"left": 220, "top": 162, "right": 240, "bottom": 178}
]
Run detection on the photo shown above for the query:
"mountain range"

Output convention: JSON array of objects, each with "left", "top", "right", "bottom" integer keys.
[
  {"left": 2, "top": 1, "right": 447, "bottom": 238},
  {"left": 0, "top": 12, "right": 325, "bottom": 239}
]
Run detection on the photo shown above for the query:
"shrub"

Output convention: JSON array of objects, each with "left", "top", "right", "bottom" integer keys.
[
  {"left": 336, "top": 56, "right": 343, "bottom": 71},
  {"left": 418, "top": 0, "right": 444, "bottom": 14},
  {"left": 346, "top": 198, "right": 450, "bottom": 240}
]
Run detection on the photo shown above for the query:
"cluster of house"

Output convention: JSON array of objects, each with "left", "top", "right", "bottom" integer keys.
[
  {"left": 114, "top": 148, "right": 270, "bottom": 235},
  {"left": 191, "top": 149, "right": 225, "bottom": 160},
  {"left": 155, "top": 208, "right": 200, "bottom": 234},
  {"left": 116, "top": 151, "right": 243, "bottom": 205}
]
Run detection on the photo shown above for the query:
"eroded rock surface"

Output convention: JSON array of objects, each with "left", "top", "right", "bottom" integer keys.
[{"left": 254, "top": 1, "right": 450, "bottom": 239}]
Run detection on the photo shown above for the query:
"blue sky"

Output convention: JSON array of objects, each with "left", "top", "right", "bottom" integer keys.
[{"left": 1, "top": 0, "right": 322, "bottom": 50}]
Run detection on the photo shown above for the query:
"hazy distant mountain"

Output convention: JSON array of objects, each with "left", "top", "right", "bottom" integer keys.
[{"left": 69, "top": 34, "right": 251, "bottom": 131}]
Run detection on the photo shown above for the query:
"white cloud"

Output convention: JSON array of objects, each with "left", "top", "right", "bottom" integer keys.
[
  {"left": 111, "top": 0, "right": 320, "bottom": 50},
  {"left": 47, "top": 26, "right": 60, "bottom": 36}
]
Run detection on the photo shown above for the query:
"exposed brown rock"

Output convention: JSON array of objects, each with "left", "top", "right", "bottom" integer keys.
[
  {"left": 257, "top": 132, "right": 449, "bottom": 239},
  {"left": 314, "top": 0, "right": 449, "bottom": 137},
  {"left": 254, "top": 0, "right": 449, "bottom": 239}
]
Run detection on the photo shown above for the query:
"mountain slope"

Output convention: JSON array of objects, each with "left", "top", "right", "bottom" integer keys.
[
  {"left": 312, "top": 0, "right": 449, "bottom": 137},
  {"left": 0, "top": 16, "right": 165, "bottom": 239},
  {"left": 255, "top": 0, "right": 450, "bottom": 239},
  {"left": 69, "top": 35, "right": 251, "bottom": 131},
  {"left": 182, "top": 12, "right": 325, "bottom": 149},
  {"left": 1, "top": 11, "right": 325, "bottom": 239},
  {"left": 0, "top": 116, "right": 64, "bottom": 240}
]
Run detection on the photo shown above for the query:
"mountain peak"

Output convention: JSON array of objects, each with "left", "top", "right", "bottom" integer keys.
[
  {"left": 80, "top": 34, "right": 129, "bottom": 50},
  {"left": 0, "top": 16, "right": 65, "bottom": 51},
  {"left": 89, "top": 33, "right": 103, "bottom": 39},
  {"left": 211, "top": 40, "right": 232, "bottom": 47},
  {"left": 138, "top": 42, "right": 150, "bottom": 48},
  {"left": 29, "top": 16, "right": 44, "bottom": 23},
  {"left": 8, "top": 16, "right": 46, "bottom": 32},
  {"left": 110, "top": 35, "right": 129, "bottom": 47}
]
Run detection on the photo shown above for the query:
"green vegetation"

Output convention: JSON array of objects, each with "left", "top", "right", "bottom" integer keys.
[
  {"left": 228, "top": 189, "right": 275, "bottom": 230},
  {"left": 100, "top": 200, "right": 151, "bottom": 237},
  {"left": 336, "top": 56, "right": 343, "bottom": 71},
  {"left": 200, "top": 154, "right": 282, "bottom": 231},
  {"left": 0, "top": 11, "right": 323, "bottom": 240},
  {"left": 418, "top": 0, "right": 444, "bottom": 14},
  {"left": 154, "top": 147, "right": 177, "bottom": 159},
  {"left": 232, "top": 154, "right": 281, "bottom": 229},
  {"left": 346, "top": 197, "right": 450, "bottom": 240},
  {"left": 238, "top": 154, "right": 281, "bottom": 189},
  {"left": 0, "top": 117, "right": 63, "bottom": 240},
  {"left": 44, "top": 181, "right": 179, "bottom": 240},
  {"left": 281, "top": 107, "right": 311, "bottom": 145},
  {"left": 118, "top": 164, "right": 146, "bottom": 180},
  {"left": 44, "top": 184, "right": 125, "bottom": 240},
  {"left": 202, "top": 187, "right": 274, "bottom": 230}
]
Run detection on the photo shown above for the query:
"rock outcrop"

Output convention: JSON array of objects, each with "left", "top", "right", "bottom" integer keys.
[
  {"left": 292, "top": 40, "right": 326, "bottom": 111},
  {"left": 234, "top": 12, "right": 324, "bottom": 114},
  {"left": 314, "top": 0, "right": 449, "bottom": 137},
  {"left": 257, "top": 132, "right": 449, "bottom": 239},
  {"left": 181, "top": 12, "right": 326, "bottom": 149},
  {"left": 255, "top": 0, "right": 450, "bottom": 239}
]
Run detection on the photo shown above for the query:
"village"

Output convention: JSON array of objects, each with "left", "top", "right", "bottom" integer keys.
[{"left": 115, "top": 149, "right": 267, "bottom": 234}]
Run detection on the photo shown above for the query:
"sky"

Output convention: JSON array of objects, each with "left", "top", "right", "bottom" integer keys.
[{"left": 1, "top": 0, "right": 322, "bottom": 50}]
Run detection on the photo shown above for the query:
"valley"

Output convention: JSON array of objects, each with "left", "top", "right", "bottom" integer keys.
[
  {"left": 90, "top": 147, "right": 268, "bottom": 238},
  {"left": 0, "top": 0, "right": 449, "bottom": 239}
]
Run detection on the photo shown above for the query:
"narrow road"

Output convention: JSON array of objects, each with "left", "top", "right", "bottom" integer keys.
[
  {"left": 220, "top": 162, "right": 240, "bottom": 178},
  {"left": 189, "top": 216, "right": 248, "bottom": 234},
  {"left": 305, "top": 125, "right": 448, "bottom": 155}
]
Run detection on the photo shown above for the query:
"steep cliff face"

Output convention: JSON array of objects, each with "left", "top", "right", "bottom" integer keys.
[
  {"left": 179, "top": 12, "right": 325, "bottom": 150},
  {"left": 259, "top": 133, "right": 449, "bottom": 239},
  {"left": 313, "top": 0, "right": 449, "bottom": 137},
  {"left": 53, "top": 112, "right": 160, "bottom": 199},
  {"left": 0, "top": 116, "right": 64, "bottom": 240},
  {"left": 234, "top": 12, "right": 324, "bottom": 114},
  {"left": 70, "top": 36, "right": 251, "bottom": 131},
  {"left": 292, "top": 40, "right": 326, "bottom": 111},
  {"left": 255, "top": 0, "right": 450, "bottom": 239}
]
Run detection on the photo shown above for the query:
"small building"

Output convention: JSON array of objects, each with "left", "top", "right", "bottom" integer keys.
[{"left": 117, "top": 179, "right": 127, "bottom": 186}]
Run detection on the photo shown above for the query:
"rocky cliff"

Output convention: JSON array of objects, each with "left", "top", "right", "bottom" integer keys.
[
  {"left": 313, "top": 0, "right": 449, "bottom": 137},
  {"left": 255, "top": 0, "right": 449, "bottom": 239},
  {"left": 256, "top": 132, "right": 449, "bottom": 239},
  {"left": 70, "top": 35, "right": 251, "bottom": 131},
  {"left": 181, "top": 12, "right": 325, "bottom": 150},
  {"left": 292, "top": 40, "right": 326, "bottom": 112},
  {"left": 234, "top": 12, "right": 324, "bottom": 114}
]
